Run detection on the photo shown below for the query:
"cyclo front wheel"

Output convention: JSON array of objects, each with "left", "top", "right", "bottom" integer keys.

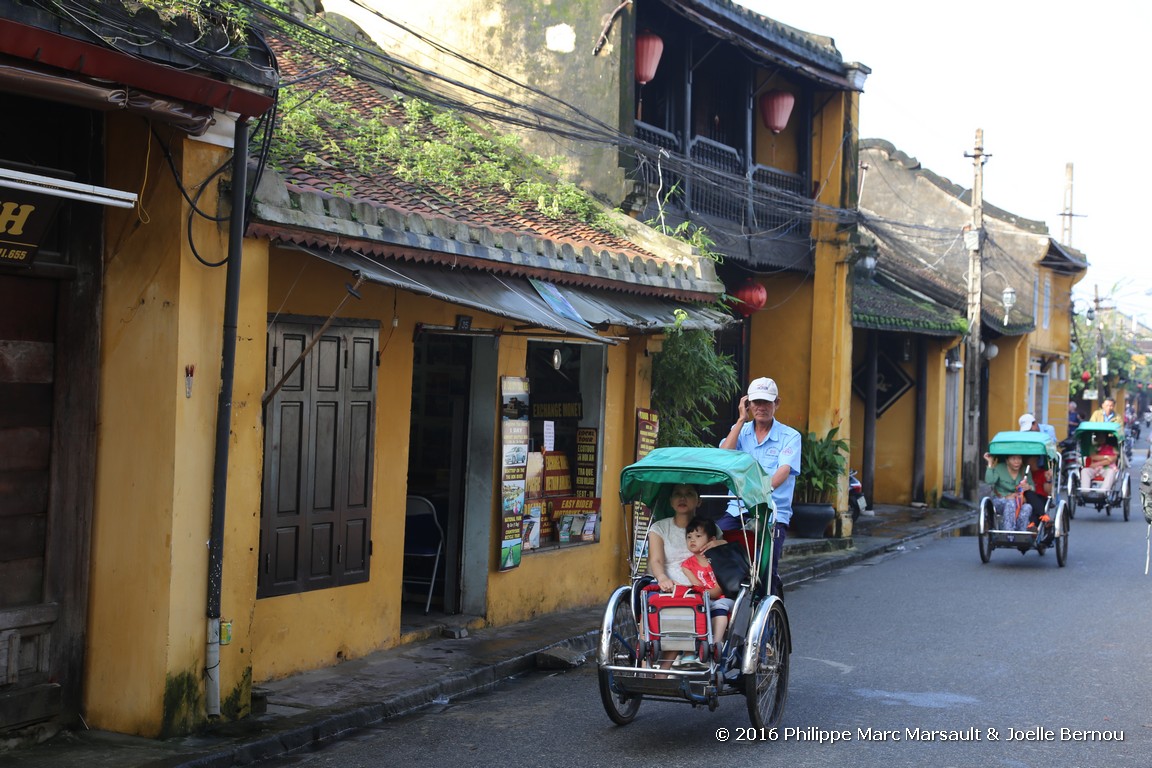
[
  {"left": 597, "top": 586, "right": 642, "bottom": 725},
  {"left": 745, "top": 597, "right": 790, "bottom": 729}
]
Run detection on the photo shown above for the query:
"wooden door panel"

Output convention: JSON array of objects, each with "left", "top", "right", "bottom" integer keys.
[
  {"left": 312, "top": 400, "right": 338, "bottom": 512},
  {"left": 271, "top": 527, "right": 299, "bottom": 585},
  {"left": 0, "top": 470, "right": 49, "bottom": 515},
  {"left": 260, "top": 319, "right": 377, "bottom": 596},
  {"left": 0, "top": 383, "right": 53, "bottom": 428},
  {"left": 274, "top": 403, "right": 304, "bottom": 514}
]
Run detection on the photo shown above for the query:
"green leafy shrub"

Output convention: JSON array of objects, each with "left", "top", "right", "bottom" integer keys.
[
  {"left": 794, "top": 427, "right": 849, "bottom": 504},
  {"left": 651, "top": 318, "right": 739, "bottom": 447}
]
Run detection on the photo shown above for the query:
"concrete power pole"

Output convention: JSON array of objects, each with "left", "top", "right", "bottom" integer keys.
[{"left": 961, "top": 129, "right": 987, "bottom": 501}]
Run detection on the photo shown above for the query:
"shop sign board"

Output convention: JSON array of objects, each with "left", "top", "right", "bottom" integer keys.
[{"left": 0, "top": 192, "right": 61, "bottom": 266}]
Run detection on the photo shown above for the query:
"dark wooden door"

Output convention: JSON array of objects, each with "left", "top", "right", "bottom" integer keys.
[
  {"left": 0, "top": 274, "right": 61, "bottom": 728},
  {"left": 259, "top": 318, "right": 378, "bottom": 597}
]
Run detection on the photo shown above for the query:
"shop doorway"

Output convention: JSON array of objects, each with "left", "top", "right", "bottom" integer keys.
[{"left": 405, "top": 333, "right": 496, "bottom": 617}]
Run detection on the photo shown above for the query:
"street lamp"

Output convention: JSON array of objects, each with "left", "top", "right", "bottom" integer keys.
[{"left": 982, "top": 270, "right": 1017, "bottom": 326}]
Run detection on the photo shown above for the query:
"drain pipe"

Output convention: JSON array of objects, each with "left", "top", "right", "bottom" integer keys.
[{"left": 205, "top": 117, "right": 249, "bottom": 718}]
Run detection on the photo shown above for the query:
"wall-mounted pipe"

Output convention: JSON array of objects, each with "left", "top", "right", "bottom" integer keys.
[{"left": 205, "top": 117, "right": 249, "bottom": 718}]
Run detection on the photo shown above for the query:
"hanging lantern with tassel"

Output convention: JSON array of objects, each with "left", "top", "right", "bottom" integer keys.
[
  {"left": 635, "top": 31, "right": 664, "bottom": 84},
  {"left": 634, "top": 31, "right": 663, "bottom": 121},
  {"left": 758, "top": 89, "right": 795, "bottom": 134},
  {"left": 732, "top": 278, "right": 767, "bottom": 317}
]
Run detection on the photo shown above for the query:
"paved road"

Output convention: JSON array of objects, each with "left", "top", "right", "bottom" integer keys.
[{"left": 265, "top": 454, "right": 1152, "bottom": 768}]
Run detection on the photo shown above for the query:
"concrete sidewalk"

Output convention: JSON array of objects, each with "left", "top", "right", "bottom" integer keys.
[{"left": 3, "top": 501, "right": 974, "bottom": 768}]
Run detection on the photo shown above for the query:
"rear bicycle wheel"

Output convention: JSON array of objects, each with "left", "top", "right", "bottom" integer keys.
[
  {"left": 598, "top": 588, "right": 642, "bottom": 725},
  {"left": 745, "top": 600, "right": 789, "bottom": 729}
]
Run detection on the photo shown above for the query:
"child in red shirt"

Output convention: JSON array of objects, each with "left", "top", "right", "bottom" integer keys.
[{"left": 682, "top": 517, "right": 735, "bottom": 647}]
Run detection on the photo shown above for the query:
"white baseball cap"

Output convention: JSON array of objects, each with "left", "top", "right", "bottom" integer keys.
[
  {"left": 747, "top": 377, "right": 779, "bottom": 402},
  {"left": 1018, "top": 413, "right": 1036, "bottom": 431}
]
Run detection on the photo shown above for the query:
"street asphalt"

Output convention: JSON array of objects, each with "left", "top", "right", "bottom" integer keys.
[{"left": 3, "top": 500, "right": 976, "bottom": 768}]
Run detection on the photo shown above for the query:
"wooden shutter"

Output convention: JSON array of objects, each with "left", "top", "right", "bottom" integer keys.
[{"left": 259, "top": 318, "right": 378, "bottom": 597}]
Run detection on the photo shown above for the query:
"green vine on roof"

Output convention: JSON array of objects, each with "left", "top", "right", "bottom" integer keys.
[
  {"left": 130, "top": 0, "right": 254, "bottom": 48},
  {"left": 270, "top": 66, "right": 621, "bottom": 234}
]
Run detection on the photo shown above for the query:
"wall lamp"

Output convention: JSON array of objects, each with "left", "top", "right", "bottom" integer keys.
[{"left": 0, "top": 167, "right": 138, "bottom": 209}]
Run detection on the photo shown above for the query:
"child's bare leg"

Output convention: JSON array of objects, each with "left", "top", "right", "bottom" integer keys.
[{"left": 712, "top": 615, "right": 729, "bottom": 645}]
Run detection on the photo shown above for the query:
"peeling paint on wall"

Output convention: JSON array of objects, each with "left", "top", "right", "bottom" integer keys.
[{"left": 545, "top": 24, "right": 575, "bottom": 53}]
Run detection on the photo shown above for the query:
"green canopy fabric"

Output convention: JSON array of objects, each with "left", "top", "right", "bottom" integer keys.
[
  {"left": 988, "top": 430, "right": 1059, "bottom": 460},
  {"left": 619, "top": 446, "right": 776, "bottom": 588},
  {"left": 1073, "top": 420, "right": 1125, "bottom": 437},
  {"left": 619, "top": 446, "right": 775, "bottom": 522},
  {"left": 1073, "top": 419, "right": 1125, "bottom": 455}
]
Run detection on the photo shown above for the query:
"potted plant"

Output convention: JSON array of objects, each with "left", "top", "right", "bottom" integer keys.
[{"left": 791, "top": 426, "right": 850, "bottom": 537}]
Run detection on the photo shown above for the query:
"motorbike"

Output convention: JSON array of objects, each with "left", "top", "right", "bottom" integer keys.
[{"left": 848, "top": 469, "right": 870, "bottom": 520}]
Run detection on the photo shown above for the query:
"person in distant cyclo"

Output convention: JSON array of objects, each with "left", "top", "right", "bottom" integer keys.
[
  {"left": 1079, "top": 433, "right": 1119, "bottom": 493},
  {"left": 1017, "top": 414, "right": 1051, "bottom": 532},
  {"left": 983, "top": 452, "right": 1034, "bottom": 538}
]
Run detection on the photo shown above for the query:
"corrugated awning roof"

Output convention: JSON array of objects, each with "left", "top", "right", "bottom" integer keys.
[{"left": 293, "top": 247, "right": 732, "bottom": 342}]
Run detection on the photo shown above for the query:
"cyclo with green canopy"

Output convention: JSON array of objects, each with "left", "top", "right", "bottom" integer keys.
[
  {"left": 977, "top": 430, "right": 1070, "bottom": 566},
  {"left": 1066, "top": 420, "right": 1131, "bottom": 520},
  {"left": 596, "top": 447, "right": 790, "bottom": 729}
]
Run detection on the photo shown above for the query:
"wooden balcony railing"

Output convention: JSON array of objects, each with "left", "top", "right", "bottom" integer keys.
[{"left": 634, "top": 120, "right": 810, "bottom": 238}]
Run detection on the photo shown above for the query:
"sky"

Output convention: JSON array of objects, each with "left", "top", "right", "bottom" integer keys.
[{"left": 739, "top": 0, "right": 1152, "bottom": 322}]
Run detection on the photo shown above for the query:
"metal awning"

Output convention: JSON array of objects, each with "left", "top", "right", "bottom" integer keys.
[
  {"left": 297, "top": 247, "right": 609, "bottom": 343},
  {"left": 561, "top": 285, "right": 732, "bottom": 331},
  {"left": 294, "top": 247, "right": 733, "bottom": 341}
]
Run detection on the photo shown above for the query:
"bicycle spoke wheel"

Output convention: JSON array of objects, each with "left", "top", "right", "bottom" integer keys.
[
  {"left": 598, "top": 589, "right": 642, "bottom": 725},
  {"left": 745, "top": 600, "right": 789, "bottom": 729}
]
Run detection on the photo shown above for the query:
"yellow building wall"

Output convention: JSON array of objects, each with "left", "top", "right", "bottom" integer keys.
[
  {"left": 249, "top": 249, "right": 654, "bottom": 676},
  {"left": 744, "top": 90, "right": 855, "bottom": 512},
  {"left": 1035, "top": 270, "right": 1080, "bottom": 430},
  {"left": 253, "top": 251, "right": 419, "bottom": 682},
  {"left": 804, "top": 91, "right": 856, "bottom": 515},
  {"left": 752, "top": 73, "right": 800, "bottom": 173},
  {"left": 987, "top": 334, "right": 1029, "bottom": 435},
  {"left": 846, "top": 334, "right": 953, "bottom": 507},
  {"left": 921, "top": 341, "right": 951, "bottom": 506},
  {"left": 483, "top": 331, "right": 650, "bottom": 625},
  {"left": 86, "top": 120, "right": 266, "bottom": 736},
  {"left": 748, "top": 273, "right": 812, "bottom": 436}
]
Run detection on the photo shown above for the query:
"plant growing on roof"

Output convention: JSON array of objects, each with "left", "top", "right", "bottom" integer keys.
[
  {"left": 269, "top": 67, "right": 622, "bottom": 234},
  {"left": 793, "top": 426, "right": 849, "bottom": 505}
]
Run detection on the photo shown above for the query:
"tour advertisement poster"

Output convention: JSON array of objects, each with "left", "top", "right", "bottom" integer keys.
[
  {"left": 574, "top": 427, "right": 598, "bottom": 497},
  {"left": 551, "top": 496, "right": 601, "bottom": 544},
  {"left": 634, "top": 408, "right": 659, "bottom": 569},
  {"left": 499, "top": 377, "right": 529, "bottom": 571}
]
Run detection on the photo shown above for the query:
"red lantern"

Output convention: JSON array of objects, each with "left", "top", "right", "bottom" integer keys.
[
  {"left": 1081, "top": 371, "right": 1092, "bottom": 383},
  {"left": 635, "top": 31, "right": 664, "bottom": 85},
  {"left": 732, "top": 279, "right": 767, "bottom": 317},
  {"left": 759, "top": 90, "right": 795, "bottom": 134}
]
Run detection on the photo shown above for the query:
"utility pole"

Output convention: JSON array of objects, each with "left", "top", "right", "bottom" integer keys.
[
  {"left": 1094, "top": 285, "right": 1108, "bottom": 401},
  {"left": 961, "top": 129, "right": 987, "bottom": 501},
  {"left": 1061, "top": 162, "right": 1074, "bottom": 247}
]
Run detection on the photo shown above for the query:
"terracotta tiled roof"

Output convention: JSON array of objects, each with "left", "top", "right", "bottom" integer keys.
[{"left": 249, "top": 31, "right": 723, "bottom": 299}]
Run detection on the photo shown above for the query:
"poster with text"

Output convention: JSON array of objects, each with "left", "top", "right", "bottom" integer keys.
[
  {"left": 499, "top": 377, "right": 530, "bottom": 571},
  {"left": 633, "top": 409, "right": 659, "bottom": 570},
  {"left": 574, "top": 427, "right": 598, "bottom": 497}
]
